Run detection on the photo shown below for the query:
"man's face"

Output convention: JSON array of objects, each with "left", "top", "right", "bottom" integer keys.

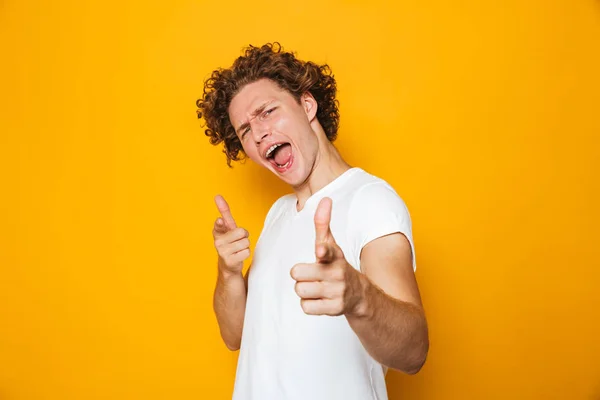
[{"left": 228, "top": 78, "right": 320, "bottom": 187}]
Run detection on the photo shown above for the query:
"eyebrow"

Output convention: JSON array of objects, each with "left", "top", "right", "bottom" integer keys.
[{"left": 236, "top": 101, "right": 273, "bottom": 135}]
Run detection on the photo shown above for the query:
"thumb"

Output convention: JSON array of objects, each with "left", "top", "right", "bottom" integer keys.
[
  {"left": 213, "top": 217, "right": 229, "bottom": 235},
  {"left": 315, "top": 242, "right": 337, "bottom": 264},
  {"left": 314, "top": 197, "right": 333, "bottom": 244},
  {"left": 314, "top": 197, "right": 340, "bottom": 263}
]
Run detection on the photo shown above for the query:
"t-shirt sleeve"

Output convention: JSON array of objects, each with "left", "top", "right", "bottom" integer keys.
[{"left": 346, "top": 182, "right": 416, "bottom": 272}]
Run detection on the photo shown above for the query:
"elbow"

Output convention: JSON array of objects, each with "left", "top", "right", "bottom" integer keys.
[
  {"left": 223, "top": 335, "right": 241, "bottom": 351},
  {"left": 404, "top": 355, "right": 427, "bottom": 375},
  {"left": 220, "top": 330, "right": 241, "bottom": 352},
  {"left": 382, "top": 341, "right": 429, "bottom": 375},
  {"left": 404, "top": 336, "right": 429, "bottom": 375},
  {"left": 390, "top": 324, "right": 429, "bottom": 375},
  {"left": 225, "top": 341, "right": 240, "bottom": 351},
  {"left": 405, "top": 313, "right": 430, "bottom": 375}
]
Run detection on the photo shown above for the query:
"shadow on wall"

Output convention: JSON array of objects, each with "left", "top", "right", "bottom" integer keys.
[
  {"left": 387, "top": 369, "right": 427, "bottom": 400},
  {"left": 592, "top": 380, "right": 600, "bottom": 400}
]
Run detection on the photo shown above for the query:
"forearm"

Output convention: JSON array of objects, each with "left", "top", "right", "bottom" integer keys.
[
  {"left": 213, "top": 264, "right": 247, "bottom": 351},
  {"left": 347, "top": 274, "right": 429, "bottom": 374}
]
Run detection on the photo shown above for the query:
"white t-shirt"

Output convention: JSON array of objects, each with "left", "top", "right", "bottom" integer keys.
[{"left": 232, "top": 167, "right": 416, "bottom": 400}]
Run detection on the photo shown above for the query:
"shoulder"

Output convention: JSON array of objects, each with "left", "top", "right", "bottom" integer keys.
[
  {"left": 348, "top": 169, "right": 409, "bottom": 214},
  {"left": 345, "top": 169, "right": 416, "bottom": 270}
]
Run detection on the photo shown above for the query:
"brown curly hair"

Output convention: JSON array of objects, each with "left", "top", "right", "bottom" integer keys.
[{"left": 196, "top": 42, "right": 340, "bottom": 167}]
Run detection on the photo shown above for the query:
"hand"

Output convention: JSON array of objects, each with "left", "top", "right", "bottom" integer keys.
[
  {"left": 290, "top": 197, "right": 365, "bottom": 316},
  {"left": 213, "top": 195, "right": 250, "bottom": 275}
]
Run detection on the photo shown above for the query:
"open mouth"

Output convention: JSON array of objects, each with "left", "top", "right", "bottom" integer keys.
[{"left": 265, "top": 142, "right": 293, "bottom": 170}]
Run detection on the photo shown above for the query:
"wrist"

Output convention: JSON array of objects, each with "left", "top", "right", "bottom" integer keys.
[
  {"left": 218, "top": 261, "right": 243, "bottom": 281},
  {"left": 348, "top": 271, "right": 374, "bottom": 320}
]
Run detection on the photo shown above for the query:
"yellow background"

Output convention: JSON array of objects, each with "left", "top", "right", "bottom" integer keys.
[{"left": 1, "top": 0, "right": 599, "bottom": 399}]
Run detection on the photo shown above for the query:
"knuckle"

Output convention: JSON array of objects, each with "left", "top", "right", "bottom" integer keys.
[
  {"left": 325, "top": 282, "right": 338, "bottom": 298},
  {"left": 235, "top": 227, "right": 248, "bottom": 238},
  {"left": 300, "top": 299, "right": 310, "bottom": 313},
  {"left": 301, "top": 283, "right": 311, "bottom": 297},
  {"left": 335, "top": 299, "right": 344, "bottom": 313},
  {"left": 331, "top": 266, "right": 345, "bottom": 281}
]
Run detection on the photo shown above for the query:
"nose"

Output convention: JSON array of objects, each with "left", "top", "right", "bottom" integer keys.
[{"left": 252, "top": 122, "right": 271, "bottom": 144}]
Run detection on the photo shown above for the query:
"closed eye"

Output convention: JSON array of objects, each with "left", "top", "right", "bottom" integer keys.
[
  {"left": 240, "top": 106, "right": 276, "bottom": 140},
  {"left": 241, "top": 126, "right": 251, "bottom": 140}
]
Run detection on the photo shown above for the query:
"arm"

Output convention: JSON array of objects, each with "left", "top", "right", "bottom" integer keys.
[
  {"left": 211, "top": 195, "right": 252, "bottom": 351},
  {"left": 290, "top": 195, "right": 428, "bottom": 375},
  {"left": 345, "top": 232, "right": 429, "bottom": 374},
  {"left": 213, "top": 265, "right": 249, "bottom": 351}
]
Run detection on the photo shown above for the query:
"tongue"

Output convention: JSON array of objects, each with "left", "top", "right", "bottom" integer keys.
[{"left": 273, "top": 143, "right": 292, "bottom": 166}]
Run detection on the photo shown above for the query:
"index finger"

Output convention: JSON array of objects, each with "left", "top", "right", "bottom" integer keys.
[{"left": 214, "top": 195, "right": 237, "bottom": 230}]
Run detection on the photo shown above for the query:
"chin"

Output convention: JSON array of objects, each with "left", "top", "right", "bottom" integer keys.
[{"left": 267, "top": 157, "right": 307, "bottom": 187}]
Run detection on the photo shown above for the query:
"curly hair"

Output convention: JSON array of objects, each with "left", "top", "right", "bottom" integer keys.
[{"left": 196, "top": 42, "right": 340, "bottom": 167}]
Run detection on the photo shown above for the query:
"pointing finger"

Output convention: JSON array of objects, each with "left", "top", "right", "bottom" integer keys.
[{"left": 215, "top": 195, "right": 237, "bottom": 230}]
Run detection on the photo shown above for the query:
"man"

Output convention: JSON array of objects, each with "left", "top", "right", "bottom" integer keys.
[{"left": 196, "top": 42, "right": 428, "bottom": 400}]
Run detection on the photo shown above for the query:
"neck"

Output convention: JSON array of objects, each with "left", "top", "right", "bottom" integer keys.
[{"left": 294, "top": 138, "right": 352, "bottom": 212}]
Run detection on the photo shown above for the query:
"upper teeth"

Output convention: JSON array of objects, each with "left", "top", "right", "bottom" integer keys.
[{"left": 265, "top": 143, "right": 282, "bottom": 158}]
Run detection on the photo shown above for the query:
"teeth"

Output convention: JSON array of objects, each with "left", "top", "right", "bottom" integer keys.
[{"left": 265, "top": 143, "right": 282, "bottom": 158}]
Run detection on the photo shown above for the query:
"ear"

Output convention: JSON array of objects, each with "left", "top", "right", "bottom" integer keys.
[{"left": 301, "top": 92, "right": 318, "bottom": 122}]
